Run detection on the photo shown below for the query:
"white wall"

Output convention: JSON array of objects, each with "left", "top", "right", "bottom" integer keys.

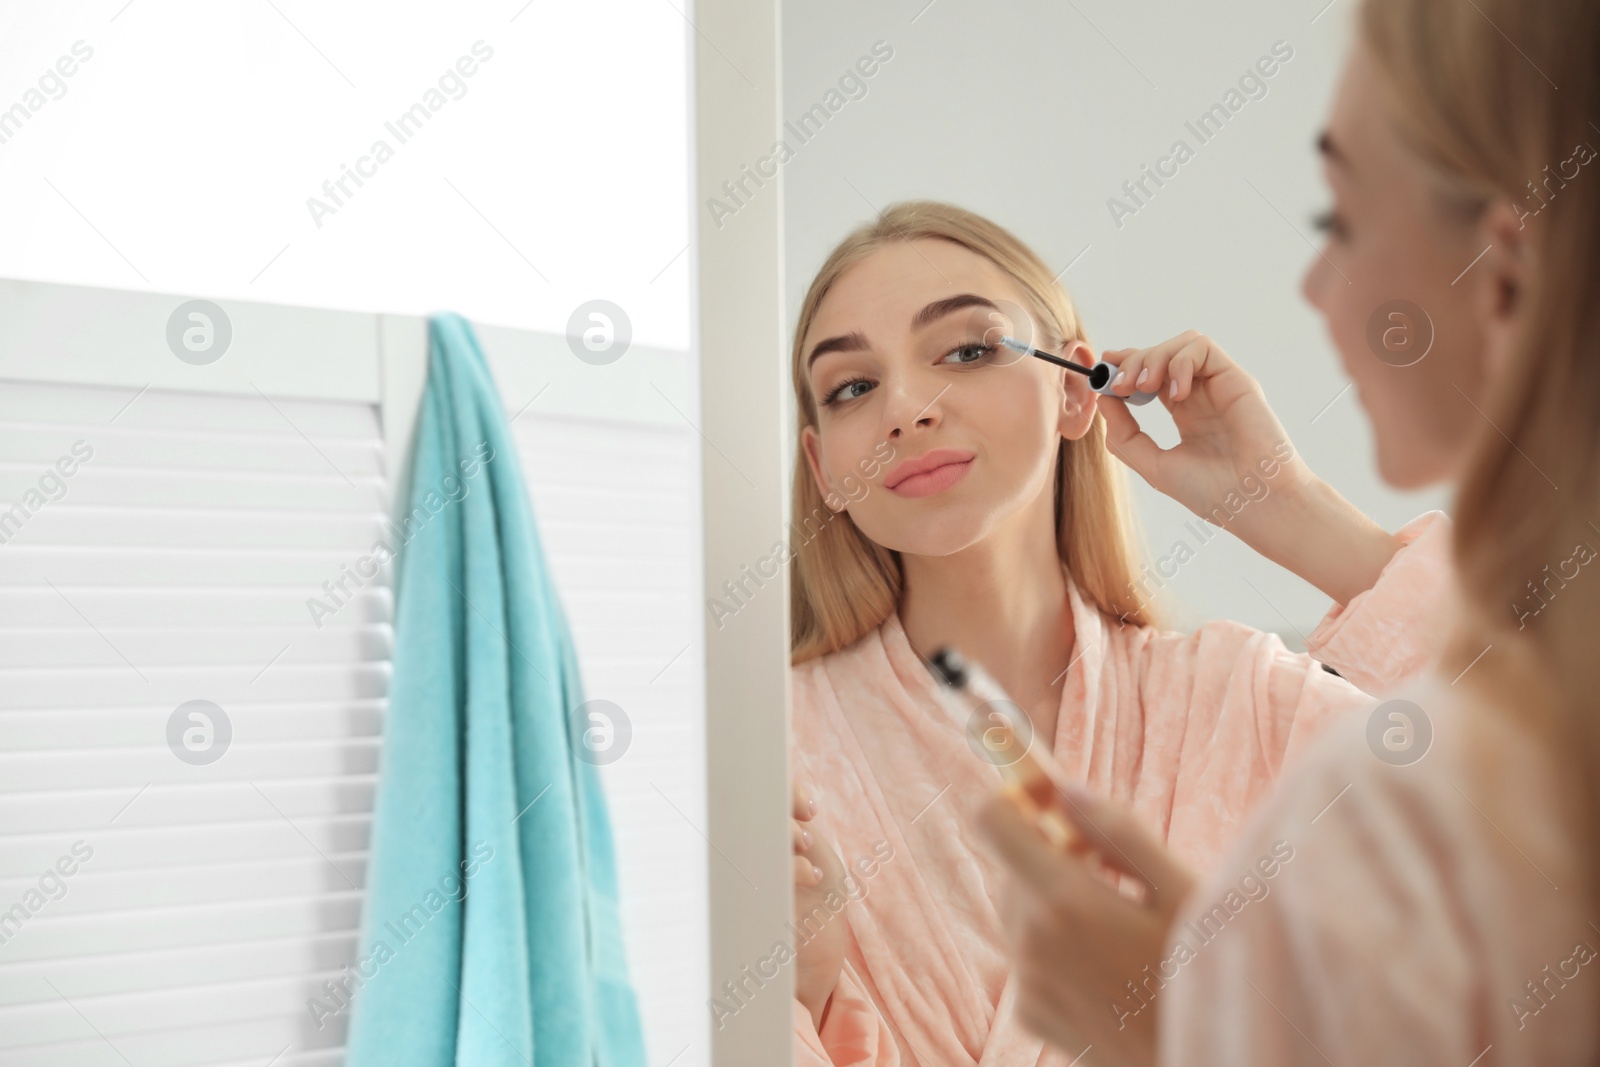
[
  {"left": 778, "top": 0, "right": 1447, "bottom": 642},
  {"left": 0, "top": 0, "right": 690, "bottom": 350}
]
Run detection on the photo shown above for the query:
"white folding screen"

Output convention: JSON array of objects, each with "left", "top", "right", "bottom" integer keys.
[
  {"left": 0, "top": 377, "right": 391, "bottom": 1066},
  {"left": 0, "top": 279, "right": 707, "bottom": 1067}
]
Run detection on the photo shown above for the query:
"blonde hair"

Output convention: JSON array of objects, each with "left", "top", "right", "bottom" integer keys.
[
  {"left": 788, "top": 201, "right": 1156, "bottom": 664},
  {"left": 1362, "top": 0, "right": 1600, "bottom": 932}
]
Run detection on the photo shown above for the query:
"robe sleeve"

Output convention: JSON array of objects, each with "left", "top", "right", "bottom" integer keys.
[
  {"left": 793, "top": 960, "right": 901, "bottom": 1067},
  {"left": 1303, "top": 509, "right": 1455, "bottom": 695},
  {"left": 1248, "top": 510, "right": 1454, "bottom": 775},
  {"left": 1141, "top": 512, "right": 1457, "bottom": 868},
  {"left": 1157, "top": 712, "right": 1479, "bottom": 1066}
]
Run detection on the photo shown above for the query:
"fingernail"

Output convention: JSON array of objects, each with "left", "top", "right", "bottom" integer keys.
[
  {"left": 1112, "top": 371, "right": 1126, "bottom": 387},
  {"left": 801, "top": 829, "right": 812, "bottom": 849},
  {"left": 807, "top": 799, "right": 818, "bottom": 817},
  {"left": 1170, "top": 380, "right": 1179, "bottom": 398},
  {"left": 1136, "top": 369, "right": 1149, "bottom": 387},
  {"left": 812, "top": 865, "right": 824, "bottom": 884}
]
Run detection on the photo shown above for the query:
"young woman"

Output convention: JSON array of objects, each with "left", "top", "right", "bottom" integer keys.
[
  {"left": 782, "top": 200, "right": 1458, "bottom": 1065},
  {"left": 979, "top": 0, "right": 1600, "bottom": 1063}
]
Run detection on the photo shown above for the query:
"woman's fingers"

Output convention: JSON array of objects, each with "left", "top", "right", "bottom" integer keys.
[
  {"left": 1164, "top": 333, "right": 1218, "bottom": 402},
  {"left": 976, "top": 793, "right": 1125, "bottom": 918},
  {"left": 792, "top": 783, "right": 817, "bottom": 822},
  {"left": 979, "top": 784, "right": 1197, "bottom": 917},
  {"left": 1098, "top": 337, "right": 1181, "bottom": 398},
  {"left": 791, "top": 782, "right": 822, "bottom": 885},
  {"left": 1101, "top": 331, "right": 1237, "bottom": 403},
  {"left": 1098, "top": 347, "right": 1147, "bottom": 399},
  {"left": 1045, "top": 780, "right": 1198, "bottom": 910},
  {"left": 793, "top": 853, "right": 823, "bottom": 887},
  {"left": 791, "top": 783, "right": 824, "bottom": 886},
  {"left": 987, "top": 791, "right": 1179, "bottom": 1062},
  {"left": 1097, "top": 392, "right": 1164, "bottom": 483},
  {"left": 792, "top": 819, "right": 820, "bottom": 882}
]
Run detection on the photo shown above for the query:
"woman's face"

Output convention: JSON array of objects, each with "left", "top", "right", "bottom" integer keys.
[
  {"left": 800, "top": 239, "right": 1097, "bottom": 557},
  {"left": 1302, "top": 41, "right": 1513, "bottom": 489}
]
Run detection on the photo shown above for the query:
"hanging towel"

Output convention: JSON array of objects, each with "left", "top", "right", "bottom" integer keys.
[{"left": 343, "top": 312, "right": 648, "bottom": 1067}]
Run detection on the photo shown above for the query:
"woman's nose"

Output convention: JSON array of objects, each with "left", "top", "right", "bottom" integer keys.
[
  {"left": 881, "top": 373, "right": 946, "bottom": 439},
  {"left": 1301, "top": 254, "right": 1327, "bottom": 309}
]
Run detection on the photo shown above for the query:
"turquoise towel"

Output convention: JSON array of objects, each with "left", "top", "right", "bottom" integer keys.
[{"left": 343, "top": 313, "right": 648, "bottom": 1066}]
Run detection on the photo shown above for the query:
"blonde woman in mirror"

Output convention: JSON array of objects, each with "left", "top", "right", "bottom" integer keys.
[{"left": 778, "top": 201, "right": 1456, "bottom": 1065}]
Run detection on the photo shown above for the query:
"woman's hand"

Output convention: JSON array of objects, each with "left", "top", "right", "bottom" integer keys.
[
  {"left": 976, "top": 781, "right": 1197, "bottom": 1067},
  {"left": 1096, "top": 331, "right": 1401, "bottom": 607},
  {"left": 792, "top": 782, "right": 849, "bottom": 1032}
]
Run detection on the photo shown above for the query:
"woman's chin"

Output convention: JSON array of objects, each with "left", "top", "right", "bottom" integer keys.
[
  {"left": 859, "top": 515, "right": 994, "bottom": 560},
  {"left": 1353, "top": 389, "right": 1455, "bottom": 491},
  {"left": 1372, "top": 434, "right": 1453, "bottom": 491}
]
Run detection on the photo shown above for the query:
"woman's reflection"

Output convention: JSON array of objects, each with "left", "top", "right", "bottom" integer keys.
[{"left": 781, "top": 201, "right": 1453, "bottom": 1065}]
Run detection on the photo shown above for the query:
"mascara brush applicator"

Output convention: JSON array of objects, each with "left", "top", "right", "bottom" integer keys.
[{"left": 998, "top": 335, "right": 1158, "bottom": 405}]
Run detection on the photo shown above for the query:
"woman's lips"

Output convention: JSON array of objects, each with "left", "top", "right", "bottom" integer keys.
[{"left": 887, "top": 456, "right": 974, "bottom": 498}]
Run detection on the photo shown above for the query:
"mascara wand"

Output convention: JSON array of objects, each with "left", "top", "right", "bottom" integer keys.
[{"left": 998, "top": 335, "right": 1159, "bottom": 405}]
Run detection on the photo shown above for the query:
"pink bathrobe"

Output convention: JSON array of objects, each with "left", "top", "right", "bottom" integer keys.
[
  {"left": 791, "top": 511, "right": 1456, "bottom": 1066},
  {"left": 1160, "top": 662, "right": 1598, "bottom": 1064}
]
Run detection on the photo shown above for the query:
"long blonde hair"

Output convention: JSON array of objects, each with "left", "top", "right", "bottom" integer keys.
[
  {"left": 1362, "top": 0, "right": 1600, "bottom": 927},
  {"left": 788, "top": 201, "right": 1156, "bottom": 664}
]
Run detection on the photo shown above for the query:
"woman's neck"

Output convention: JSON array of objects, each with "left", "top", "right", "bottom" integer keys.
[{"left": 897, "top": 500, "right": 1076, "bottom": 749}]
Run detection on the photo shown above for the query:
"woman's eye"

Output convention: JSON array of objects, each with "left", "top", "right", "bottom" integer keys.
[
  {"left": 823, "top": 377, "right": 873, "bottom": 405},
  {"left": 821, "top": 343, "right": 990, "bottom": 407},
  {"left": 1311, "top": 207, "right": 1348, "bottom": 241},
  {"left": 941, "top": 342, "right": 993, "bottom": 365}
]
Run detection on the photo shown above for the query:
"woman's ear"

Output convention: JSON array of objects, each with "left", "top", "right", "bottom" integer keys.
[
  {"left": 1476, "top": 198, "right": 1530, "bottom": 387},
  {"left": 1056, "top": 339, "right": 1099, "bottom": 441},
  {"left": 800, "top": 424, "right": 845, "bottom": 512}
]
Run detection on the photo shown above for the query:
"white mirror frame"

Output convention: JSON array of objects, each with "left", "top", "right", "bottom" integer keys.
[{"left": 692, "top": 1, "right": 796, "bottom": 1064}]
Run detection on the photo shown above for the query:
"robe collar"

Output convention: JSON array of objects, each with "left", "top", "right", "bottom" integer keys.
[{"left": 873, "top": 565, "right": 1111, "bottom": 759}]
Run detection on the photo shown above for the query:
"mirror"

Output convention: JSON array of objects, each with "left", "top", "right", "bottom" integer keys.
[{"left": 715, "top": 0, "right": 1450, "bottom": 1063}]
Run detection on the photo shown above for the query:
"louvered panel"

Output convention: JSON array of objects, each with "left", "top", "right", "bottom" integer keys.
[
  {"left": 1, "top": 335, "right": 705, "bottom": 1067},
  {"left": 0, "top": 933, "right": 360, "bottom": 1007},
  {"left": 7, "top": 509, "right": 388, "bottom": 550},
  {"left": 0, "top": 1014, "right": 346, "bottom": 1067},
  {"left": 2, "top": 702, "right": 386, "bottom": 747},
  {"left": 0, "top": 380, "right": 379, "bottom": 439},
  {"left": 0, "top": 629, "right": 391, "bottom": 668},
  {"left": 538, "top": 518, "right": 689, "bottom": 556},
  {"left": 1, "top": 777, "right": 378, "bottom": 834},
  {"left": 0, "top": 421, "right": 385, "bottom": 477},
  {"left": 0, "top": 548, "right": 383, "bottom": 588},
  {"left": 525, "top": 553, "right": 692, "bottom": 596},
  {"left": 0, "top": 891, "right": 365, "bottom": 964},
  {"left": 0, "top": 740, "right": 383, "bottom": 795},
  {"left": 1, "top": 968, "right": 368, "bottom": 1051},
  {"left": 0, "top": 855, "right": 372, "bottom": 917},
  {"left": 3, "top": 809, "right": 372, "bottom": 875},
  {"left": 0, "top": 378, "right": 390, "bottom": 1064},
  {"left": 0, "top": 587, "right": 392, "bottom": 627},
  {"left": 522, "top": 482, "right": 689, "bottom": 526},
  {"left": 0, "top": 470, "right": 386, "bottom": 514},
  {"left": 0, "top": 664, "right": 391, "bottom": 710},
  {"left": 512, "top": 410, "right": 705, "bottom": 1066}
]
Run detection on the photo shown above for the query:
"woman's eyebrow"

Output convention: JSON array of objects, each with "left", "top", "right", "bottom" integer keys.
[
  {"left": 912, "top": 293, "right": 997, "bottom": 330},
  {"left": 807, "top": 293, "right": 1000, "bottom": 370},
  {"left": 807, "top": 330, "right": 871, "bottom": 369}
]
